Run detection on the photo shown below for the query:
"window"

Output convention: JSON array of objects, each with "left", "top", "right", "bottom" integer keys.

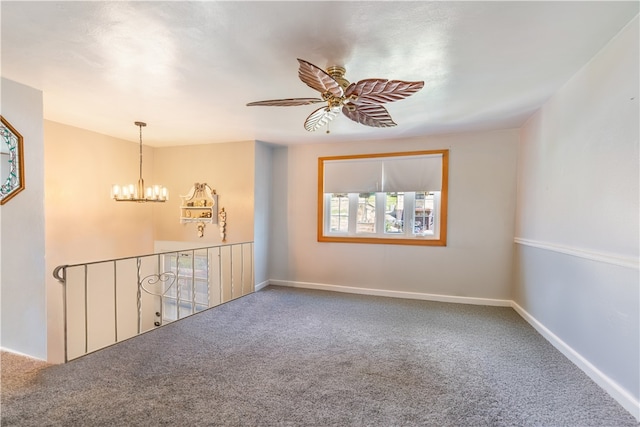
[
  {"left": 318, "top": 150, "right": 448, "bottom": 246},
  {"left": 161, "top": 251, "right": 210, "bottom": 323},
  {"left": 329, "top": 193, "right": 349, "bottom": 232}
]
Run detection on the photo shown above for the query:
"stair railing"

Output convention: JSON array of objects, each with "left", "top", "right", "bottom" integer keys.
[{"left": 53, "top": 242, "right": 254, "bottom": 362}]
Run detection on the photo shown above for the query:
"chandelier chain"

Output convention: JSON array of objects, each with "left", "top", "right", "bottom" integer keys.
[{"left": 138, "top": 122, "right": 144, "bottom": 182}]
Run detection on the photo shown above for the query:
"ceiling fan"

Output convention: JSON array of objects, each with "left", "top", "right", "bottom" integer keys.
[{"left": 246, "top": 59, "right": 424, "bottom": 132}]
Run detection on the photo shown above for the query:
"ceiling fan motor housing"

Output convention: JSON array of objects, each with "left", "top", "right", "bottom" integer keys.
[{"left": 326, "top": 65, "right": 350, "bottom": 89}]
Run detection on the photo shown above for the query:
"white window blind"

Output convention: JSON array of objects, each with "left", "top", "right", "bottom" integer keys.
[
  {"left": 382, "top": 154, "right": 442, "bottom": 192},
  {"left": 323, "top": 154, "right": 443, "bottom": 193},
  {"left": 323, "top": 158, "right": 383, "bottom": 193}
]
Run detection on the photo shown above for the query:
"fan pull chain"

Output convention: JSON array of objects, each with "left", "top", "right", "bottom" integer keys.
[{"left": 326, "top": 121, "right": 330, "bottom": 134}]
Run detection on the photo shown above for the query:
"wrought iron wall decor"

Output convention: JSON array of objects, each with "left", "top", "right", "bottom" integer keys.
[{"left": 0, "top": 115, "right": 25, "bottom": 204}]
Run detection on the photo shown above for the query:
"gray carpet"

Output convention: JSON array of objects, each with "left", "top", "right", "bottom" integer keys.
[{"left": 2, "top": 285, "right": 637, "bottom": 426}]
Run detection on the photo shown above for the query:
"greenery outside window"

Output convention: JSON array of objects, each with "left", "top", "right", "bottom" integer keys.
[{"left": 318, "top": 150, "right": 448, "bottom": 246}]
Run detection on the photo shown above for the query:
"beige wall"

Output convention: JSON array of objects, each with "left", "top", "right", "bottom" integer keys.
[
  {"left": 45, "top": 121, "right": 157, "bottom": 265},
  {"left": 269, "top": 129, "right": 519, "bottom": 302},
  {"left": 44, "top": 123, "right": 259, "bottom": 362},
  {"left": 152, "top": 140, "right": 255, "bottom": 245},
  {"left": 44, "top": 124, "right": 259, "bottom": 265},
  {"left": 44, "top": 121, "right": 158, "bottom": 362}
]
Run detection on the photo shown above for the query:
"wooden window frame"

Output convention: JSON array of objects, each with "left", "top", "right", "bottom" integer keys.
[{"left": 317, "top": 149, "right": 449, "bottom": 246}]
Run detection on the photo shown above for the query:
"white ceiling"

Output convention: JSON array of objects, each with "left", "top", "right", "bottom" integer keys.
[{"left": 1, "top": 1, "right": 638, "bottom": 147}]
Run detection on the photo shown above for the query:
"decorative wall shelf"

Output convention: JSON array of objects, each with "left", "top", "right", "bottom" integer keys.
[{"left": 180, "top": 183, "right": 218, "bottom": 237}]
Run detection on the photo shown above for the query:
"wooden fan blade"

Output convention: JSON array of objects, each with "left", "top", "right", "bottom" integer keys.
[
  {"left": 304, "top": 106, "right": 339, "bottom": 132},
  {"left": 345, "top": 79, "right": 424, "bottom": 104},
  {"left": 342, "top": 104, "right": 397, "bottom": 128},
  {"left": 297, "top": 59, "right": 343, "bottom": 98},
  {"left": 247, "top": 98, "right": 324, "bottom": 107}
]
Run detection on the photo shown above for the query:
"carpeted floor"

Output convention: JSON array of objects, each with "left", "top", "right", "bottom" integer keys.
[
  {"left": 1, "top": 285, "right": 637, "bottom": 426},
  {"left": 1, "top": 352, "right": 51, "bottom": 395}
]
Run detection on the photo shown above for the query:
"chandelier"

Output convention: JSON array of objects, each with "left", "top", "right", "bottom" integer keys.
[{"left": 111, "top": 121, "right": 168, "bottom": 202}]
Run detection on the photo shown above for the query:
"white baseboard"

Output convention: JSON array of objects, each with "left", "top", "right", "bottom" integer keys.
[
  {"left": 268, "top": 279, "right": 511, "bottom": 307},
  {"left": 0, "top": 347, "right": 48, "bottom": 362},
  {"left": 254, "top": 280, "right": 270, "bottom": 292},
  {"left": 511, "top": 302, "right": 640, "bottom": 421}
]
